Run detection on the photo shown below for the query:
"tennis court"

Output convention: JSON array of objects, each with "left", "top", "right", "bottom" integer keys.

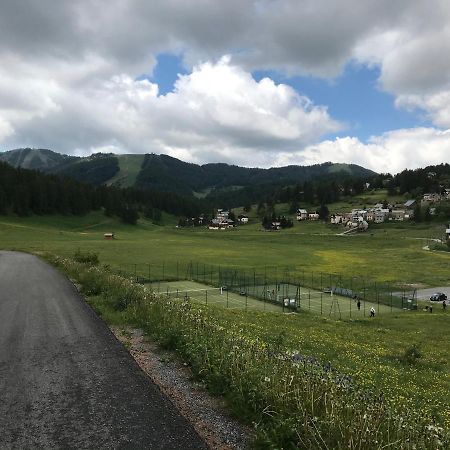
[
  {"left": 148, "top": 280, "right": 284, "bottom": 312},
  {"left": 147, "top": 280, "right": 399, "bottom": 317}
]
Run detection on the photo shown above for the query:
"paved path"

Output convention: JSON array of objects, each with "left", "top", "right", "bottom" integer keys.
[{"left": 0, "top": 251, "right": 207, "bottom": 449}]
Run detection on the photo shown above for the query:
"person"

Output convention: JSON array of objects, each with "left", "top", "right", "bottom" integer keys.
[
  {"left": 369, "top": 306, "right": 375, "bottom": 317},
  {"left": 357, "top": 300, "right": 361, "bottom": 311},
  {"left": 429, "top": 305, "right": 433, "bottom": 313},
  {"left": 443, "top": 300, "right": 447, "bottom": 311}
]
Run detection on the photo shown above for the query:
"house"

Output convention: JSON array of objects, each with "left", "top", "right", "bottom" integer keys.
[
  {"left": 330, "top": 214, "right": 343, "bottom": 224},
  {"left": 374, "top": 209, "right": 390, "bottom": 223},
  {"left": 390, "top": 210, "right": 406, "bottom": 221},
  {"left": 404, "top": 199, "right": 416, "bottom": 208},
  {"left": 423, "top": 193, "right": 441, "bottom": 203},
  {"left": 444, "top": 189, "right": 450, "bottom": 199},
  {"left": 308, "top": 212, "right": 319, "bottom": 220},
  {"left": 104, "top": 233, "right": 115, "bottom": 240},
  {"left": 237, "top": 214, "right": 249, "bottom": 224},
  {"left": 209, "top": 211, "right": 234, "bottom": 229},
  {"left": 446, "top": 224, "right": 450, "bottom": 240},
  {"left": 351, "top": 209, "right": 368, "bottom": 220},
  {"left": 296, "top": 209, "right": 308, "bottom": 220}
]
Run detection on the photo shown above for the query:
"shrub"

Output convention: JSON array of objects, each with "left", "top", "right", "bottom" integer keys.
[
  {"left": 73, "top": 249, "right": 99, "bottom": 265},
  {"left": 400, "top": 344, "right": 422, "bottom": 365}
]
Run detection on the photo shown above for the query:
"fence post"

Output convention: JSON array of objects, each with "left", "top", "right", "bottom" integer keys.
[
  {"left": 308, "top": 289, "right": 311, "bottom": 310},
  {"left": 205, "top": 289, "right": 208, "bottom": 305},
  {"left": 363, "top": 280, "right": 366, "bottom": 317},
  {"left": 227, "top": 289, "right": 229, "bottom": 308},
  {"left": 390, "top": 286, "right": 393, "bottom": 312},
  {"left": 321, "top": 292, "right": 323, "bottom": 315},
  {"left": 245, "top": 293, "right": 248, "bottom": 311}
]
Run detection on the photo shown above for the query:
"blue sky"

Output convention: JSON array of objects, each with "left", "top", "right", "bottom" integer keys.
[{"left": 151, "top": 53, "right": 429, "bottom": 143}]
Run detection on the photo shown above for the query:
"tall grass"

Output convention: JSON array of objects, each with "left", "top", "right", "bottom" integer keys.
[{"left": 50, "top": 254, "right": 448, "bottom": 449}]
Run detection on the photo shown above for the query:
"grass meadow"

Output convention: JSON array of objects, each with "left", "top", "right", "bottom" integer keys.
[{"left": 1, "top": 210, "right": 449, "bottom": 447}]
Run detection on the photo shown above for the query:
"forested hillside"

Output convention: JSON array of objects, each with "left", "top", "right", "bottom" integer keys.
[
  {"left": 1, "top": 149, "right": 376, "bottom": 199},
  {"left": 0, "top": 161, "right": 201, "bottom": 222}
]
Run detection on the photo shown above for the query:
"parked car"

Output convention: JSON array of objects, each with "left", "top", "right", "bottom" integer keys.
[{"left": 430, "top": 292, "right": 447, "bottom": 302}]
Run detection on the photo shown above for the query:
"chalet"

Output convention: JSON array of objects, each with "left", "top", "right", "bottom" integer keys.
[
  {"left": 374, "top": 209, "right": 390, "bottom": 223},
  {"left": 423, "top": 193, "right": 441, "bottom": 203},
  {"left": 390, "top": 210, "right": 406, "bottom": 221},
  {"left": 296, "top": 209, "right": 308, "bottom": 220},
  {"left": 308, "top": 212, "right": 319, "bottom": 220},
  {"left": 237, "top": 214, "right": 249, "bottom": 224},
  {"left": 330, "top": 214, "right": 344, "bottom": 224},
  {"left": 351, "top": 209, "right": 368, "bottom": 220}
]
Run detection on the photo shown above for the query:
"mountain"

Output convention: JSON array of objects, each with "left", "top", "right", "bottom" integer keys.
[
  {"left": 0, "top": 148, "right": 76, "bottom": 170},
  {"left": 0, "top": 148, "right": 376, "bottom": 198}
]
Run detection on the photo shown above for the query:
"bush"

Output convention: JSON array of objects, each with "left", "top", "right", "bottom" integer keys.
[
  {"left": 400, "top": 345, "right": 422, "bottom": 365},
  {"left": 73, "top": 249, "right": 99, "bottom": 265}
]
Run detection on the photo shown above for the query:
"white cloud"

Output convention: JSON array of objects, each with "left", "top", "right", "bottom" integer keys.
[
  {"left": 0, "top": 57, "right": 340, "bottom": 165},
  {"left": 274, "top": 128, "right": 450, "bottom": 174}
]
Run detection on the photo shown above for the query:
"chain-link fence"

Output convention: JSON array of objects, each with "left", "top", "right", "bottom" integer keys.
[{"left": 116, "top": 260, "right": 418, "bottom": 317}]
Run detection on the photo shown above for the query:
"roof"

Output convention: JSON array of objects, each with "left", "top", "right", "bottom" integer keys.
[
  {"left": 404, "top": 199, "right": 416, "bottom": 207},
  {"left": 297, "top": 209, "right": 308, "bottom": 214}
]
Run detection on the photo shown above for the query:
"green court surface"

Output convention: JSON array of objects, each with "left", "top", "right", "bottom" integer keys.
[
  {"left": 148, "top": 280, "right": 284, "bottom": 312},
  {"left": 148, "top": 280, "right": 401, "bottom": 317}
]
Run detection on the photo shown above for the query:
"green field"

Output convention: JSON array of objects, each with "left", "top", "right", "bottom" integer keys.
[{"left": 1, "top": 210, "right": 448, "bottom": 286}]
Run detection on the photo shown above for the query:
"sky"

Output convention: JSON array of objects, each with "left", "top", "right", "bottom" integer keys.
[{"left": 1, "top": 1, "right": 450, "bottom": 173}]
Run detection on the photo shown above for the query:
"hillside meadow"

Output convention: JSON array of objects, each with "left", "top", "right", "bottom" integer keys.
[{"left": 1, "top": 210, "right": 449, "bottom": 286}]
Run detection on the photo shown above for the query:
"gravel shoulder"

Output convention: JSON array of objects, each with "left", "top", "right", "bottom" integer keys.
[{"left": 111, "top": 327, "right": 252, "bottom": 450}]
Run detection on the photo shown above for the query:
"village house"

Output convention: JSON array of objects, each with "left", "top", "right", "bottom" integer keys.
[
  {"left": 423, "top": 193, "right": 441, "bottom": 203},
  {"left": 390, "top": 210, "right": 406, "bottom": 221},
  {"left": 308, "top": 212, "right": 320, "bottom": 220},
  {"left": 237, "top": 214, "right": 249, "bottom": 224},
  {"left": 296, "top": 209, "right": 308, "bottom": 220},
  {"left": 209, "top": 209, "right": 234, "bottom": 230}
]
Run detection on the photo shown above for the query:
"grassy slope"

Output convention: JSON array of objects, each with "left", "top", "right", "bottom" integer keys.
[
  {"left": 106, "top": 154, "right": 145, "bottom": 187},
  {"left": 0, "top": 211, "right": 449, "bottom": 285}
]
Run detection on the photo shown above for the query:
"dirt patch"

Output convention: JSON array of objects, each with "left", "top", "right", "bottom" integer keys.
[{"left": 111, "top": 326, "right": 252, "bottom": 450}]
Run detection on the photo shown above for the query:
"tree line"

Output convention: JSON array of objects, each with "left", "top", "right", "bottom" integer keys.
[{"left": 0, "top": 161, "right": 202, "bottom": 223}]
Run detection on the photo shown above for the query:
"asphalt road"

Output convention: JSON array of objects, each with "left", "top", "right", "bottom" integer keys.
[{"left": 0, "top": 251, "right": 207, "bottom": 449}]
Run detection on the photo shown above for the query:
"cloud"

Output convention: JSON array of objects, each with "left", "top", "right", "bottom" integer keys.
[
  {"left": 274, "top": 128, "right": 450, "bottom": 174},
  {"left": 0, "top": 57, "right": 340, "bottom": 165}
]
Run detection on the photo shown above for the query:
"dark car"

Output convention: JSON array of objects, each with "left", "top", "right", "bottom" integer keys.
[{"left": 430, "top": 292, "right": 447, "bottom": 302}]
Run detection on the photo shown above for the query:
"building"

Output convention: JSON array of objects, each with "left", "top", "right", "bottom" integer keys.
[
  {"left": 308, "top": 212, "right": 319, "bottom": 220},
  {"left": 237, "top": 214, "right": 249, "bottom": 224},
  {"left": 390, "top": 210, "right": 406, "bottom": 221},
  {"left": 404, "top": 199, "right": 416, "bottom": 208},
  {"left": 423, "top": 193, "right": 441, "bottom": 203},
  {"left": 296, "top": 209, "right": 308, "bottom": 220}
]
